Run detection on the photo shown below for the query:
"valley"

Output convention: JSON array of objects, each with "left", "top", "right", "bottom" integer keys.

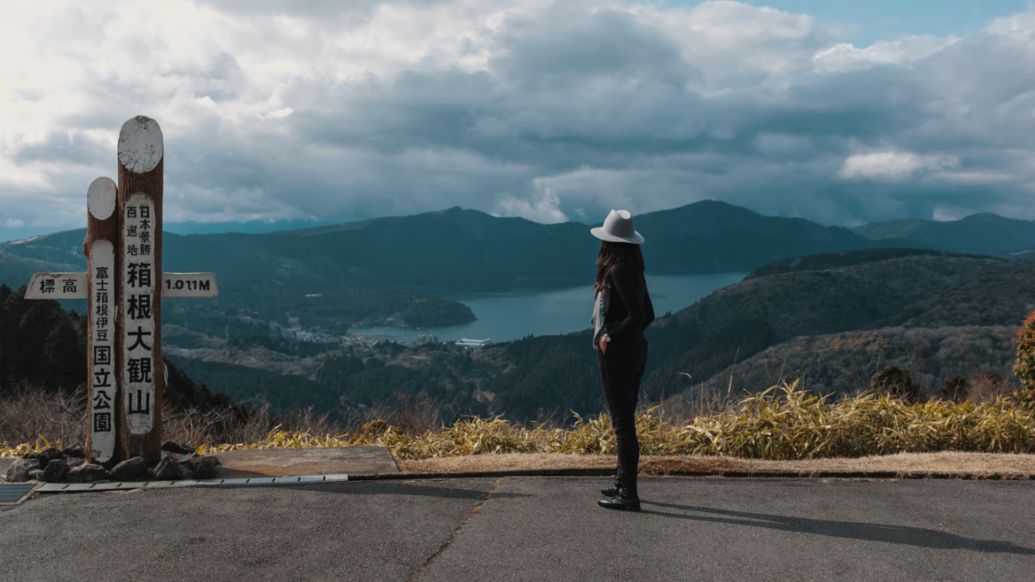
[{"left": 5, "top": 201, "right": 1035, "bottom": 426}]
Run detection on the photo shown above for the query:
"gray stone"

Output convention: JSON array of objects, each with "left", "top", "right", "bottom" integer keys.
[
  {"left": 161, "top": 441, "right": 195, "bottom": 455},
  {"left": 187, "top": 456, "right": 220, "bottom": 480},
  {"left": 66, "top": 463, "right": 109, "bottom": 483},
  {"left": 41, "top": 459, "right": 69, "bottom": 482},
  {"left": 61, "top": 446, "right": 85, "bottom": 458},
  {"left": 28, "top": 469, "right": 45, "bottom": 481},
  {"left": 152, "top": 458, "right": 184, "bottom": 480},
  {"left": 5, "top": 458, "right": 40, "bottom": 482},
  {"left": 160, "top": 449, "right": 194, "bottom": 465},
  {"left": 66, "top": 457, "right": 86, "bottom": 468},
  {"left": 40, "top": 447, "right": 61, "bottom": 460},
  {"left": 109, "top": 457, "right": 150, "bottom": 482}
]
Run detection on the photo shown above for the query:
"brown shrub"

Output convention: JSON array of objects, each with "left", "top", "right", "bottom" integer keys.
[
  {"left": 0, "top": 389, "right": 349, "bottom": 452},
  {"left": 868, "top": 367, "right": 927, "bottom": 403},
  {"left": 0, "top": 388, "right": 86, "bottom": 450},
  {"left": 1014, "top": 310, "right": 1035, "bottom": 390},
  {"left": 940, "top": 374, "right": 969, "bottom": 403},
  {"left": 966, "top": 370, "right": 1015, "bottom": 402}
]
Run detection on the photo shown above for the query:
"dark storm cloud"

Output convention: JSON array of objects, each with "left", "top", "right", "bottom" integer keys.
[{"left": 3, "top": 1, "right": 1035, "bottom": 239}]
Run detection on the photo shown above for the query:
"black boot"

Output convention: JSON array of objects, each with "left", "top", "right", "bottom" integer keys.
[
  {"left": 598, "top": 476, "right": 640, "bottom": 512},
  {"left": 600, "top": 471, "right": 621, "bottom": 497}
]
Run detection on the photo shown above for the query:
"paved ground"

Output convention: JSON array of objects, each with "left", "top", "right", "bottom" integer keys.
[
  {"left": 2, "top": 477, "right": 1034, "bottom": 581},
  {"left": 216, "top": 446, "right": 400, "bottom": 477}
]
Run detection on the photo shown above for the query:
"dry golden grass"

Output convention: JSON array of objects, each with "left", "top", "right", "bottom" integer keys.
[{"left": 4, "top": 382, "right": 1035, "bottom": 465}]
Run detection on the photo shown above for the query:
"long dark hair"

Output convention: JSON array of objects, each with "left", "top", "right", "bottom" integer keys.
[{"left": 595, "top": 241, "right": 645, "bottom": 291}]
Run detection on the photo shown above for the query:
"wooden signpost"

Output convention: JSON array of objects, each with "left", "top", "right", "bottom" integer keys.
[
  {"left": 86, "top": 177, "right": 119, "bottom": 463},
  {"left": 118, "top": 116, "right": 164, "bottom": 462},
  {"left": 24, "top": 116, "right": 219, "bottom": 466}
]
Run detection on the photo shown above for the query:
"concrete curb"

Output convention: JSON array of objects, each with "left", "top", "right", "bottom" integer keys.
[
  {"left": 348, "top": 468, "right": 1035, "bottom": 481},
  {"left": 14, "top": 468, "right": 1034, "bottom": 496}
]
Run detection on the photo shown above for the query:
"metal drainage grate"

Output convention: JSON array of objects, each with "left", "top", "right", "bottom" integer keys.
[
  {"left": 0, "top": 483, "right": 37, "bottom": 506},
  {"left": 35, "top": 473, "right": 349, "bottom": 493}
]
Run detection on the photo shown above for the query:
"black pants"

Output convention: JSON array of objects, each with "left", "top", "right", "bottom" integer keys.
[{"left": 597, "top": 336, "right": 647, "bottom": 485}]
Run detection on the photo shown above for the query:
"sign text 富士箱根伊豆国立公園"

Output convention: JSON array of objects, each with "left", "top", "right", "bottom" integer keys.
[{"left": 22, "top": 116, "right": 218, "bottom": 466}]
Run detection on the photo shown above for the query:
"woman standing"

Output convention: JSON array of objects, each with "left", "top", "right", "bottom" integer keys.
[{"left": 591, "top": 209, "right": 655, "bottom": 512}]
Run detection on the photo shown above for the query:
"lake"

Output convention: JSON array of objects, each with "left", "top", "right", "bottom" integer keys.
[{"left": 353, "top": 272, "right": 745, "bottom": 343}]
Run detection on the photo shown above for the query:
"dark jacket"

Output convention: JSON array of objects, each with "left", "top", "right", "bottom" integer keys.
[{"left": 602, "top": 262, "right": 655, "bottom": 342}]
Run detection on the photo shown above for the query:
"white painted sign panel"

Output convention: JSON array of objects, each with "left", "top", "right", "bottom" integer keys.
[
  {"left": 122, "top": 194, "right": 157, "bottom": 435},
  {"left": 26, "top": 272, "right": 217, "bottom": 301},
  {"left": 88, "top": 241, "right": 116, "bottom": 462},
  {"left": 163, "top": 273, "right": 219, "bottom": 298},
  {"left": 24, "top": 273, "right": 88, "bottom": 300}
]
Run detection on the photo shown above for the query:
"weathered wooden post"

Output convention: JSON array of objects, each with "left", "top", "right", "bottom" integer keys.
[
  {"left": 117, "top": 116, "right": 164, "bottom": 465},
  {"left": 25, "top": 115, "right": 218, "bottom": 468},
  {"left": 84, "top": 177, "right": 122, "bottom": 464}
]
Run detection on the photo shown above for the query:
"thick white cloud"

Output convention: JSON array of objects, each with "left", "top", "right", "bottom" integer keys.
[
  {"left": 1, "top": 0, "right": 1035, "bottom": 238},
  {"left": 840, "top": 151, "right": 958, "bottom": 182},
  {"left": 812, "top": 36, "right": 958, "bottom": 73}
]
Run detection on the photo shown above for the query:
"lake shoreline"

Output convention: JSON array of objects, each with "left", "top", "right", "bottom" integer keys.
[{"left": 353, "top": 272, "right": 746, "bottom": 344}]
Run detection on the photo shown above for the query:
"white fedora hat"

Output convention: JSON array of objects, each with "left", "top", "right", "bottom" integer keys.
[{"left": 590, "top": 209, "right": 645, "bottom": 244}]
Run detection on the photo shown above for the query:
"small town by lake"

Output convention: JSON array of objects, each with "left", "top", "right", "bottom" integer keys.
[{"left": 354, "top": 272, "right": 746, "bottom": 344}]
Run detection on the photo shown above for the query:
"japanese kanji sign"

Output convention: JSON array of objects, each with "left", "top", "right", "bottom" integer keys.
[
  {"left": 123, "top": 194, "right": 157, "bottom": 434},
  {"left": 90, "top": 240, "right": 116, "bottom": 458},
  {"left": 86, "top": 177, "right": 118, "bottom": 463},
  {"left": 23, "top": 116, "right": 219, "bottom": 466},
  {"left": 23, "top": 273, "right": 87, "bottom": 300},
  {"left": 25, "top": 272, "right": 218, "bottom": 301}
]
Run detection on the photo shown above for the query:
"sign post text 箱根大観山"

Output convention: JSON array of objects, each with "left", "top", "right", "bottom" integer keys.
[{"left": 23, "top": 116, "right": 219, "bottom": 466}]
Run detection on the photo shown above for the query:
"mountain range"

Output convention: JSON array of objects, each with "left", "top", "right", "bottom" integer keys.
[
  {"left": 0, "top": 201, "right": 875, "bottom": 295},
  {"left": 853, "top": 213, "right": 1035, "bottom": 257},
  {"left": 6, "top": 200, "right": 1035, "bottom": 300},
  {"left": 7, "top": 244, "right": 1034, "bottom": 424},
  {"left": 6, "top": 200, "right": 1035, "bottom": 424}
]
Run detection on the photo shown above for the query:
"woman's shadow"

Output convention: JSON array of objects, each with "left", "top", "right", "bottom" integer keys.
[{"left": 642, "top": 501, "right": 1035, "bottom": 556}]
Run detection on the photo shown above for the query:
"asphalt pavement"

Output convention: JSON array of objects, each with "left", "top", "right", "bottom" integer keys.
[{"left": 2, "top": 476, "right": 1034, "bottom": 581}]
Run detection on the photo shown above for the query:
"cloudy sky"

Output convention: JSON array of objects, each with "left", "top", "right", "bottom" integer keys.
[{"left": 1, "top": 0, "right": 1034, "bottom": 241}]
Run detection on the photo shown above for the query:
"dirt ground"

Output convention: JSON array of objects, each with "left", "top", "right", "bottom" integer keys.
[{"left": 399, "top": 451, "right": 1035, "bottom": 477}]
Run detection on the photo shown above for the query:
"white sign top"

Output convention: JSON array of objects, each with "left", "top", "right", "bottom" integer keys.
[
  {"left": 117, "top": 116, "right": 164, "bottom": 174},
  {"left": 87, "top": 177, "right": 117, "bottom": 221}
]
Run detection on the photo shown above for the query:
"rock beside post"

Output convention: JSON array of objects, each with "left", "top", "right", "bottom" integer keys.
[
  {"left": 152, "top": 457, "right": 184, "bottom": 480},
  {"left": 66, "top": 463, "right": 109, "bottom": 483},
  {"left": 5, "top": 459, "right": 41, "bottom": 482},
  {"left": 5, "top": 444, "right": 220, "bottom": 483},
  {"left": 41, "top": 459, "right": 70, "bottom": 482},
  {"left": 187, "top": 456, "right": 220, "bottom": 479},
  {"left": 109, "top": 457, "right": 151, "bottom": 481}
]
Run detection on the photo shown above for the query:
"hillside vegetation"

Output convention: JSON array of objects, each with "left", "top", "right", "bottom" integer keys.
[
  {"left": 6, "top": 383, "right": 1035, "bottom": 462},
  {"left": 441, "top": 250, "right": 1035, "bottom": 421},
  {"left": 5, "top": 245, "right": 1035, "bottom": 428},
  {"left": 0, "top": 285, "right": 237, "bottom": 413},
  {"left": 129, "top": 250, "right": 1035, "bottom": 425}
]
